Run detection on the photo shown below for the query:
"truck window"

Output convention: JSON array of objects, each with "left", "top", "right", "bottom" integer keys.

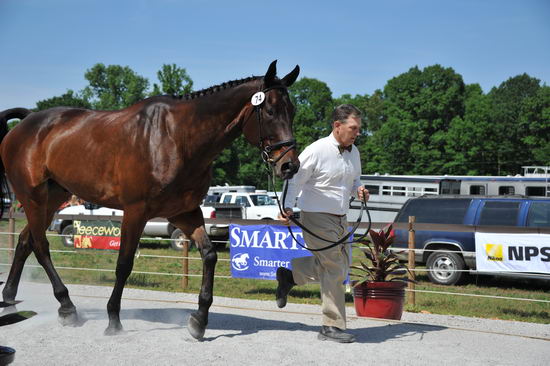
[
  {"left": 222, "top": 195, "right": 233, "bottom": 204},
  {"left": 204, "top": 195, "right": 220, "bottom": 203},
  {"left": 235, "top": 195, "right": 250, "bottom": 207},
  {"left": 396, "top": 199, "right": 470, "bottom": 224},
  {"left": 527, "top": 202, "right": 550, "bottom": 228},
  {"left": 250, "top": 194, "right": 275, "bottom": 206},
  {"left": 478, "top": 201, "right": 520, "bottom": 226}
]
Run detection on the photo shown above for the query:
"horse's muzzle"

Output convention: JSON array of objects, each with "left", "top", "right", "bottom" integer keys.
[{"left": 281, "top": 160, "right": 299, "bottom": 180}]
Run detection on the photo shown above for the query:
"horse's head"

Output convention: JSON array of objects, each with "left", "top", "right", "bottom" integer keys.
[{"left": 242, "top": 60, "right": 301, "bottom": 180}]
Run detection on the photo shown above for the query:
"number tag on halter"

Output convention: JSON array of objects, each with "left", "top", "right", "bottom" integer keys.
[{"left": 251, "top": 92, "right": 266, "bottom": 106}]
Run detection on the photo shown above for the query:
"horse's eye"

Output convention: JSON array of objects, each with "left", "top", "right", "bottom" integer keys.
[{"left": 265, "top": 107, "right": 274, "bottom": 116}]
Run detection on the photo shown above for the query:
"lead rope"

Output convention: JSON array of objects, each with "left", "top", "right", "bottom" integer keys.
[{"left": 269, "top": 173, "right": 372, "bottom": 252}]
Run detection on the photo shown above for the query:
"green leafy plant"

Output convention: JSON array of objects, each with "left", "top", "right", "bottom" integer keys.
[{"left": 351, "top": 224, "right": 412, "bottom": 285}]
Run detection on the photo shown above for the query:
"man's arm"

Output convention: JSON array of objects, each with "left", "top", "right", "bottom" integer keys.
[{"left": 278, "top": 146, "right": 316, "bottom": 224}]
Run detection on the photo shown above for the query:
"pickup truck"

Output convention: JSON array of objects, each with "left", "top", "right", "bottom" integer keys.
[
  {"left": 214, "top": 191, "right": 281, "bottom": 220},
  {"left": 391, "top": 195, "right": 550, "bottom": 285}
]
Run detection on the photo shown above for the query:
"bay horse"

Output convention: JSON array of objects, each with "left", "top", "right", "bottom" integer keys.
[{"left": 0, "top": 60, "right": 300, "bottom": 339}]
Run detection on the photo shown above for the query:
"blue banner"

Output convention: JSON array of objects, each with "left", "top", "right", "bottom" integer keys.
[{"left": 229, "top": 224, "right": 312, "bottom": 280}]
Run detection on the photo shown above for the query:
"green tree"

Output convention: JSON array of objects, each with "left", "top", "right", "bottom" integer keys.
[
  {"left": 151, "top": 64, "right": 193, "bottom": 96},
  {"left": 519, "top": 85, "right": 550, "bottom": 166},
  {"left": 487, "top": 73, "right": 543, "bottom": 174},
  {"left": 35, "top": 89, "right": 91, "bottom": 111},
  {"left": 443, "top": 84, "right": 493, "bottom": 174},
  {"left": 366, "top": 64, "right": 466, "bottom": 174},
  {"left": 288, "top": 77, "right": 334, "bottom": 148},
  {"left": 82, "top": 63, "right": 149, "bottom": 110}
]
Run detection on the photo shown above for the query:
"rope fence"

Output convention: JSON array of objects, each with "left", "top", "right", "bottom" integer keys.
[{"left": 1, "top": 216, "right": 549, "bottom": 308}]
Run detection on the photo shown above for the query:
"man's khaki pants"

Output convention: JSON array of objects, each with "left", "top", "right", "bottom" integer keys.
[{"left": 291, "top": 211, "right": 350, "bottom": 329}]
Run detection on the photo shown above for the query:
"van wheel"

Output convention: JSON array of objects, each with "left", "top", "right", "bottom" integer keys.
[
  {"left": 426, "top": 252, "right": 467, "bottom": 285},
  {"left": 170, "top": 229, "right": 195, "bottom": 251},
  {"left": 61, "top": 225, "right": 74, "bottom": 247}
]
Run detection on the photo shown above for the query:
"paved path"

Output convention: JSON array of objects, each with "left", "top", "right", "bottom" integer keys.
[{"left": 1, "top": 282, "right": 548, "bottom": 365}]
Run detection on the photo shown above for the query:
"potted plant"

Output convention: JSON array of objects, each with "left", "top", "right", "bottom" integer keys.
[{"left": 350, "top": 224, "right": 412, "bottom": 320}]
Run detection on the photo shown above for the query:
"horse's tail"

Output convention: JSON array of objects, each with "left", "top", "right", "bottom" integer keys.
[{"left": 0, "top": 108, "right": 32, "bottom": 218}]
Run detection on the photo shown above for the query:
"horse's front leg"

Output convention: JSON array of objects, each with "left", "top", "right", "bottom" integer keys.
[
  {"left": 169, "top": 208, "right": 217, "bottom": 340},
  {"left": 105, "top": 207, "right": 147, "bottom": 335}
]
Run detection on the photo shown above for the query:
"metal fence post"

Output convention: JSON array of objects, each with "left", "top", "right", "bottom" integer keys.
[{"left": 408, "top": 216, "right": 416, "bottom": 306}]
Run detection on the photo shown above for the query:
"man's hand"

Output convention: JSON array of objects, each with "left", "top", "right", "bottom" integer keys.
[
  {"left": 358, "top": 186, "right": 370, "bottom": 203},
  {"left": 277, "top": 208, "right": 294, "bottom": 225}
]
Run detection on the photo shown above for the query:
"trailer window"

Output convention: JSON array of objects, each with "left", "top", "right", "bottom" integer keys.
[
  {"left": 440, "top": 181, "right": 460, "bottom": 194},
  {"left": 526, "top": 186, "right": 546, "bottom": 197},
  {"left": 478, "top": 201, "right": 520, "bottom": 226},
  {"left": 498, "top": 186, "right": 515, "bottom": 195},
  {"left": 364, "top": 185, "right": 379, "bottom": 195},
  {"left": 470, "top": 185, "right": 486, "bottom": 195},
  {"left": 527, "top": 202, "right": 550, "bottom": 228}
]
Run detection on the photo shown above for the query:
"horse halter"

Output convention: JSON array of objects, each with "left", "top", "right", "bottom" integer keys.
[{"left": 251, "top": 85, "right": 297, "bottom": 166}]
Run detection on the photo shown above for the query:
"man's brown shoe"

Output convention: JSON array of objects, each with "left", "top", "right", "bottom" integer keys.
[{"left": 275, "top": 267, "right": 295, "bottom": 308}]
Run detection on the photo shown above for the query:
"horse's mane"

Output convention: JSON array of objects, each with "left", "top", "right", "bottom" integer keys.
[{"left": 174, "top": 76, "right": 262, "bottom": 100}]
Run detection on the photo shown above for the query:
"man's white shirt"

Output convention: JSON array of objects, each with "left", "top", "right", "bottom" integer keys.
[{"left": 284, "top": 133, "right": 361, "bottom": 215}]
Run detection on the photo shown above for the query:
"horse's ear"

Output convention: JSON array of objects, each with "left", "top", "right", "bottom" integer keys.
[
  {"left": 281, "top": 65, "right": 300, "bottom": 87},
  {"left": 264, "top": 60, "right": 278, "bottom": 87}
]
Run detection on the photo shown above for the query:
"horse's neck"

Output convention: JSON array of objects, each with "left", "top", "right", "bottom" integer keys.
[{"left": 183, "top": 83, "right": 258, "bottom": 160}]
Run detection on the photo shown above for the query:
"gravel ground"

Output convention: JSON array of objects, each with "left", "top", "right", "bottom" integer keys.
[{"left": 1, "top": 281, "right": 548, "bottom": 366}]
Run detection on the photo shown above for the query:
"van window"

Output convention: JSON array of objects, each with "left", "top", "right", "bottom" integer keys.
[
  {"left": 396, "top": 199, "right": 470, "bottom": 224},
  {"left": 527, "top": 202, "right": 550, "bottom": 228},
  {"left": 222, "top": 195, "right": 233, "bottom": 204},
  {"left": 478, "top": 201, "right": 520, "bottom": 226}
]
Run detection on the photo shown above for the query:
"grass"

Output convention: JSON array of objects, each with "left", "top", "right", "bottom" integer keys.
[{"left": 1, "top": 217, "right": 549, "bottom": 324}]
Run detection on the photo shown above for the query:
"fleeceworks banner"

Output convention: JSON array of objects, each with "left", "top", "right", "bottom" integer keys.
[
  {"left": 475, "top": 232, "right": 550, "bottom": 274},
  {"left": 229, "top": 224, "right": 314, "bottom": 280},
  {"left": 73, "top": 220, "right": 121, "bottom": 250}
]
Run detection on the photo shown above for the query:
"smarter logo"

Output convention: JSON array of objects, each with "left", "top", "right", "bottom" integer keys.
[
  {"left": 231, "top": 253, "right": 250, "bottom": 271},
  {"left": 485, "top": 244, "right": 503, "bottom": 261}
]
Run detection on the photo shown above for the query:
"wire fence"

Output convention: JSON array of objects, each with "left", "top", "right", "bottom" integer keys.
[{"left": 1, "top": 221, "right": 550, "bottom": 308}]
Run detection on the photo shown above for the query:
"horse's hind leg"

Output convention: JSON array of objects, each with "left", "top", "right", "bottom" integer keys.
[
  {"left": 8, "top": 182, "right": 77, "bottom": 324},
  {"left": 169, "top": 208, "right": 217, "bottom": 340}
]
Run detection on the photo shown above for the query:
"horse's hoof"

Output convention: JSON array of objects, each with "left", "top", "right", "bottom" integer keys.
[
  {"left": 187, "top": 313, "right": 205, "bottom": 340},
  {"left": 58, "top": 307, "right": 79, "bottom": 327},
  {"left": 104, "top": 323, "right": 125, "bottom": 336}
]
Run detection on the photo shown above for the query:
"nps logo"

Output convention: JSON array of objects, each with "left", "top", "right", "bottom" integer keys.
[
  {"left": 231, "top": 253, "right": 250, "bottom": 271},
  {"left": 485, "top": 244, "right": 503, "bottom": 261}
]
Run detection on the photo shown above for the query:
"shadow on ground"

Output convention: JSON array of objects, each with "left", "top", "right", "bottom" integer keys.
[{"left": 81, "top": 307, "right": 448, "bottom": 343}]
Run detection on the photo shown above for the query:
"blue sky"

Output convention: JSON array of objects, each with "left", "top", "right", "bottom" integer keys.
[{"left": 1, "top": 0, "right": 549, "bottom": 110}]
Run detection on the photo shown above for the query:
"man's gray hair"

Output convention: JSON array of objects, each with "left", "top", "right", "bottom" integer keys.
[{"left": 332, "top": 104, "right": 361, "bottom": 123}]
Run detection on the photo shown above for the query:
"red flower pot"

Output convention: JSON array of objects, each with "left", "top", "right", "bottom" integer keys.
[{"left": 352, "top": 281, "right": 406, "bottom": 320}]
